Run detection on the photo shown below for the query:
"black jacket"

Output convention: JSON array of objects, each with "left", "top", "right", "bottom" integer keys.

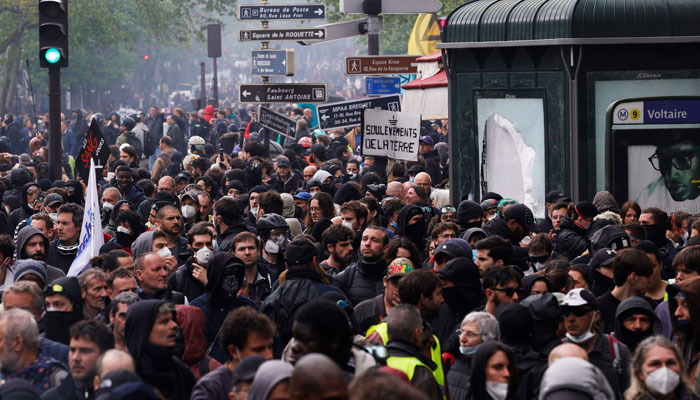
[
  {"left": 47, "top": 239, "right": 78, "bottom": 274},
  {"left": 7, "top": 183, "right": 37, "bottom": 236},
  {"left": 168, "top": 257, "right": 206, "bottom": 303},
  {"left": 333, "top": 258, "right": 386, "bottom": 306},
  {"left": 386, "top": 339, "right": 442, "bottom": 400},
  {"left": 447, "top": 353, "right": 473, "bottom": 400},
  {"left": 422, "top": 149, "right": 442, "bottom": 185},
  {"left": 217, "top": 222, "right": 248, "bottom": 253},
  {"left": 41, "top": 375, "right": 93, "bottom": 400},
  {"left": 554, "top": 218, "right": 589, "bottom": 260},
  {"left": 145, "top": 113, "right": 165, "bottom": 142}
]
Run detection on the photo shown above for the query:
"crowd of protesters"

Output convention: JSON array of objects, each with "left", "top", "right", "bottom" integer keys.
[{"left": 0, "top": 103, "right": 697, "bottom": 400}]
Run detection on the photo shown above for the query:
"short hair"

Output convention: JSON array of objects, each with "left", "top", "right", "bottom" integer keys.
[
  {"left": 106, "top": 268, "right": 135, "bottom": 290},
  {"left": 624, "top": 223, "right": 647, "bottom": 241},
  {"left": 612, "top": 248, "right": 654, "bottom": 286},
  {"left": 3, "top": 281, "right": 43, "bottom": 316},
  {"left": 461, "top": 311, "right": 500, "bottom": 342},
  {"left": 134, "top": 252, "right": 155, "bottom": 272},
  {"left": 528, "top": 233, "right": 552, "bottom": 255},
  {"left": 214, "top": 197, "right": 241, "bottom": 226},
  {"left": 156, "top": 203, "right": 179, "bottom": 219},
  {"left": 244, "top": 141, "right": 265, "bottom": 158},
  {"left": 398, "top": 270, "right": 441, "bottom": 306},
  {"left": 187, "top": 224, "right": 213, "bottom": 245},
  {"left": 364, "top": 225, "right": 389, "bottom": 246},
  {"left": 58, "top": 203, "right": 84, "bottom": 228},
  {"left": 102, "top": 250, "right": 131, "bottom": 273},
  {"left": 633, "top": 240, "right": 662, "bottom": 265},
  {"left": 78, "top": 268, "right": 107, "bottom": 291},
  {"left": 673, "top": 245, "right": 700, "bottom": 274},
  {"left": 109, "top": 291, "right": 140, "bottom": 316},
  {"left": 386, "top": 304, "right": 422, "bottom": 343},
  {"left": 293, "top": 299, "right": 352, "bottom": 363},
  {"left": 96, "top": 349, "right": 135, "bottom": 378},
  {"left": 0, "top": 234, "right": 14, "bottom": 259},
  {"left": 552, "top": 202, "right": 569, "bottom": 212},
  {"left": 159, "top": 135, "right": 173, "bottom": 147},
  {"left": 69, "top": 319, "right": 115, "bottom": 353},
  {"left": 31, "top": 213, "right": 54, "bottom": 231},
  {"left": 258, "top": 191, "right": 284, "bottom": 215},
  {"left": 232, "top": 232, "right": 259, "bottom": 250},
  {"left": 219, "top": 306, "right": 275, "bottom": 358},
  {"left": 641, "top": 207, "right": 671, "bottom": 229},
  {"left": 475, "top": 236, "right": 513, "bottom": 265},
  {"left": 0, "top": 309, "right": 39, "bottom": 349},
  {"left": 135, "top": 179, "right": 155, "bottom": 197},
  {"left": 381, "top": 198, "right": 404, "bottom": 219},
  {"left": 483, "top": 266, "right": 522, "bottom": 290},
  {"left": 431, "top": 222, "right": 460, "bottom": 239},
  {"left": 322, "top": 224, "right": 354, "bottom": 247},
  {"left": 340, "top": 201, "right": 368, "bottom": 225}
]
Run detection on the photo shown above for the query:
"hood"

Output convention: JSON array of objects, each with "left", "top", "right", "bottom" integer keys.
[
  {"left": 175, "top": 305, "right": 208, "bottom": 364},
  {"left": 110, "top": 199, "right": 133, "bottom": 222},
  {"left": 280, "top": 193, "right": 295, "bottom": 218},
  {"left": 131, "top": 231, "right": 155, "bottom": 260},
  {"left": 436, "top": 257, "right": 483, "bottom": 312},
  {"left": 589, "top": 225, "right": 629, "bottom": 254},
  {"left": 592, "top": 191, "right": 620, "bottom": 214},
  {"left": 65, "top": 179, "right": 84, "bottom": 204},
  {"left": 15, "top": 225, "right": 49, "bottom": 261},
  {"left": 204, "top": 252, "right": 245, "bottom": 309},
  {"left": 520, "top": 293, "right": 561, "bottom": 352},
  {"left": 312, "top": 170, "right": 332, "bottom": 184},
  {"left": 204, "top": 105, "right": 214, "bottom": 116},
  {"left": 13, "top": 259, "right": 49, "bottom": 287},
  {"left": 20, "top": 182, "right": 38, "bottom": 213},
  {"left": 397, "top": 204, "right": 426, "bottom": 253},
  {"left": 310, "top": 218, "right": 333, "bottom": 243},
  {"left": 125, "top": 299, "right": 168, "bottom": 372},
  {"left": 519, "top": 274, "right": 553, "bottom": 301},
  {"left": 246, "top": 360, "right": 294, "bottom": 400},
  {"left": 456, "top": 200, "right": 482, "bottom": 229},
  {"left": 614, "top": 296, "right": 661, "bottom": 344},
  {"left": 332, "top": 182, "right": 361, "bottom": 205},
  {"left": 539, "top": 357, "right": 615, "bottom": 400},
  {"left": 496, "top": 303, "right": 534, "bottom": 346},
  {"left": 10, "top": 168, "right": 32, "bottom": 188}
]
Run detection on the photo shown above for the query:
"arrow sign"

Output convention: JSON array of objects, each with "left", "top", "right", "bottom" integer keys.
[
  {"left": 258, "top": 106, "right": 297, "bottom": 139},
  {"left": 340, "top": 0, "right": 441, "bottom": 14},
  {"left": 239, "top": 28, "right": 326, "bottom": 42},
  {"left": 297, "top": 17, "right": 383, "bottom": 45},
  {"left": 239, "top": 83, "right": 327, "bottom": 104},
  {"left": 365, "top": 77, "right": 402, "bottom": 95},
  {"left": 346, "top": 56, "right": 418, "bottom": 75},
  {"left": 316, "top": 95, "right": 402, "bottom": 130},
  {"left": 251, "top": 49, "right": 294, "bottom": 76},
  {"left": 238, "top": 4, "right": 326, "bottom": 20}
]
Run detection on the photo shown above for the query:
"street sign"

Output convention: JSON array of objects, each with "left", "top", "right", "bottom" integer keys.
[
  {"left": 258, "top": 105, "right": 297, "bottom": 139},
  {"left": 298, "top": 17, "right": 383, "bottom": 45},
  {"left": 346, "top": 56, "right": 418, "bottom": 75},
  {"left": 238, "top": 4, "right": 326, "bottom": 20},
  {"left": 239, "top": 83, "right": 327, "bottom": 104},
  {"left": 365, "top": 76, "right": 401, "bottom": 95},
  {"left": 239, "top": 28, "right": 326, "bottom": 42},
  {"left": 316, "top": 95, "right": 401, "bottom": 130},
  {"left": 340, "top": 0, "right": 441, "bottom": 14},
  {"left": 251, "top": 49, "right": 294, "bottom": 76}
]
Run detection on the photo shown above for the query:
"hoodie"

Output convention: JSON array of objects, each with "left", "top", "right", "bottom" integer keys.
[
  {"left": 593, "top": 191, "right": 620, "bottom": 214},
  {"left": 520, "top": 293, "right": 562, "bottom": 356},
  {"left": 7, "top": 182, "right": 38, "bottom": 236},
  {"left": 538, "top": 357, "right": 615, "bottom": 400},
  {"left": 468, "top": 341, "right": 517, "bottom": 400},
  {"left": 43, "top": 276, "right": 84, "bottom": 345},
  {"left": 397, "top": 204, "right": 427, "bottom": 253},
  {"left": 332, "top": 182, "right": 362, "bottom": 205},
  {"left": 125, "top": 300, "right": 196, "bottom": 400},
  {"left": 64, "top": 180, "right": 84, "bottom": 205},
  {"left": 175, "top": 305, "right": 221, "bottom": 380},
  {"left": 131, "top": 231, "right": 155, "bottom": 260},
  {"left": 246, "top": 360, "right": 293, "bottom": 400},
  {"left": 613, "top": 296, "right": 661, "bottom": 352},
  {"left": 14, "top": 226, "right": 65, "bottom": 283}
]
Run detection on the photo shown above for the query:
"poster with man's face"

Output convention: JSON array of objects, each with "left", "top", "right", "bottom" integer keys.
[{"left": 626, "top": 134, "right": 700, "bottom": 213}]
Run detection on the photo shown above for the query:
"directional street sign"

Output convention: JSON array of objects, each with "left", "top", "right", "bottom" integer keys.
[
  {"left": 238, "top": 4, "right": 326, "bottom": 20},
  {"left": 258, "top": 106, "right": 297, "bottom": 139},
  {"left": 340, "top": 0, "right": 442, "bottom": 14},
  {"left": 346, "top": 56, "right": 418, "bottom": 75},
  {"left": 365, "top": 77, "right": 401, "bottom": 96},
  {"left": 251, "top": 49, "right": 294, "bottom": 76},
  {"left": 298, "top": 17, "right": 383, "bottom": 45},
  {"left": 316, "top": 95, "right": 401, "bottom": 130},
  {"left": 239, "top": 83, "right": 327, "bottom": 104},
  {"left": 239, "top": 28, "right": 326, "bottom": 42}
]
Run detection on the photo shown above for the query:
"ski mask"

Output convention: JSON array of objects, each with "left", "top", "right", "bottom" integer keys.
[
  {"left": 398, "top": 205, "right": 427, "bottom": 253},
  {"left": 643, "top": 224, "right": 667, "bottom": 248}
]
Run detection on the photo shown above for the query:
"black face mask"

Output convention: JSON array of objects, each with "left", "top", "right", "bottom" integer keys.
[
  {"left": 461, "top": 221, "right": 482, "bottom": 230},
  {"left": 676, "top": 319, "right": 692, "bottom": 334},
  {"left": 116, "top": 232, "right": 135, "bottom": 247},
  {"left": 321, "top": 183, "right": 333, "bottom": 193},
  {"left": 213, "top": 270, "right": 240, "bottom": 308},
  {"left": 441, "top": 286, "right": 463, "bottom": 308},
  {"left": 644, "top": 224, "right": 667, "bottom": 247},
  {"left": 294, "top": 205, "right": 303, "bottom": 219},
  {"left": 619, "top": 328, "right": 652, "bottom": 352},
  {"left": 404, "top": 220, "right": 427, "bottom": 251}
]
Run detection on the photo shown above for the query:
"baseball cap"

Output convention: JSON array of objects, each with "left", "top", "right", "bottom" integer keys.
[
  {"left": 387, "top": 257, "right": 414, "bottom": 279},
  {"left": 589, "top": 248, "right": 616, "bottom": 270},
  {"left": 293, "top": 191, "right": 312, "bottom": 201},
  {"left": 504, "top": 203, "right": 537, "bottom": 233},
  {"left": 285, "top": 238, "right": 316, "bottom": 266},
  {"left": 45, "top": 193, "right": 63, "bottom": 207},
  {"left": 433, "top": 239, "right": 472, "bottom": 259},
  {"left": 180, "top": 192, "right": 199, "bottom": 206},
  {"left": 419, "top": 136, "right": 434, "bottom": 146},
  {"left": 277, "top": 160, "right": 291, "bottom": 168},
  {"left": 480, "top": 198, "right": 498, "bottom": 212},
  {"left": 545, "top": 190, "right": 571, "bottom": 203},
  {"left": 573, "top": 201, "right": 599, "bottom": 219},
  {"left": 233, "top": 355, "right": 267, "bottom": 385},
  {"left": 560, "top": 288, "right": 598, "bottom": 309}
]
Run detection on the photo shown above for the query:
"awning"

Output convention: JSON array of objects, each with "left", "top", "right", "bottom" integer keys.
[
  {"left": 402, "top": 69, "right": 447, "bottom": 90},
  {"left": 401, "top": 63, "right": 448, "bottom": 119}
]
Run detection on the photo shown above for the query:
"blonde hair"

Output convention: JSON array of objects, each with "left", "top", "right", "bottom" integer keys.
[{"left": 625, "top": 335, "right": 695, "bottom": 400}]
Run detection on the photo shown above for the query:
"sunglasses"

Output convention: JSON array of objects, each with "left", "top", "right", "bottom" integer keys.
[
  {"left": 492, "top": 287, "right": 517, "bottom": 297},
  {"left": 528, "top": 253, "right": 550, "bottom": 264},
  {"left": 561, "top": 306, "right": 594, "bottom": 317},
  {"left": 440, "top": 206, "right": 456, "bottom": 214}
]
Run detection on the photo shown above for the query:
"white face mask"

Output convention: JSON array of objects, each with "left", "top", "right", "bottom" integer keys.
[
  {"left": 103, "top": 202, "right": 114, "bottom": 211},
  {"left": 459, "top": 345, "right": 479, "bottom": 356},
  {"left": 534, "top": 262, "right": 546, "bottom": 272},
  {"left": 264, "top": 239, "right": 280, "bottom": 254},
  {"left": 196, "top": 247, "right": 213, "bottom": 266},
  {"left": 486, "top": 381, "right": 508, "bottom": 400},
  {"left": 182, "top": 205, "right": 197, "bottom": 219},
  {"left": 341, "top": 220, "right": 354, "bottom": 230},
  {"left": 157, "top": 247, "right": 171, "bottom": 259},
  {"left": 116, "top": 226, "right": 131, "bottom": 235},
  {"left": 250, "top": 207, "right": 259, "bottom": 217},
  {"left": 212, "top": 239, "right": 219, "bottom": 252},
  {"left": 566, "top": 311, "right": 597, "bottom": 344},
  {"left": 645, "top": 367, "right": 680, "bottom": 396},
  {"left": 48, "top": 212, "right": 58, "bottom": 222}
]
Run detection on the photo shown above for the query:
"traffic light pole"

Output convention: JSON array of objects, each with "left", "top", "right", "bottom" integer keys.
[{"left": 48, "top": 68, "right": 62, "bottom": 182}]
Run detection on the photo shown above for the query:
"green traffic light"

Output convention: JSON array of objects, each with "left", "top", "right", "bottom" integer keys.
[{"left": 44, "top": 48, "right": 61, "bottom": 64}]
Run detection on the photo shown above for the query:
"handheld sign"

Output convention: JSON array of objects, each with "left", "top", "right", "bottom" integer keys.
[
  {"left": 75, "top": 119, "right": 110, "bottom": 180},
  {"left": 362, "top": 108, "right": 420, "bottom": 161}
]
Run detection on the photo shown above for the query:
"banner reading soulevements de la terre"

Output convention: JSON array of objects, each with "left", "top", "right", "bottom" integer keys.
[{"left": 361, "top": 108, "right": 421, "bottom": 161}]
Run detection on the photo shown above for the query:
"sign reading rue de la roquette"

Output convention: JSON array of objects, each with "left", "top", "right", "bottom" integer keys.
[
  {"left": 316, "top": 95, "right": 401, "bottom": 130},
  {"left": 237, "top": 4, "right": 326, "bottom": 20},
  {"left": 239, "top": 83, "right": 327, "bottom": 104},
  {"left": 239, "top": 28, "right": 326, "bottom": 42}
]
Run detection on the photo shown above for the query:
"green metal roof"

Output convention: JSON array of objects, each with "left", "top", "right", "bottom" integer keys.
[{"left": 443, "top": 0, "right": 700, "bottom": 43}]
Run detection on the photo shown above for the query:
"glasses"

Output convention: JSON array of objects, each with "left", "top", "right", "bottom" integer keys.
[
  {"left": 456, "top": 329, "right": 480, "bottom": 339},
  {"left": 561, "top": 306, "right": 594, "bottom": 317},
  {"left": 440, "top": 207, "right": 456, "bottom": 214},
  {"left": 492, "top": 287, "right": 517, "bottom": 297},
  {"left": 528, "top": 253, "right": 550, "bottom": 264},
  {"left": 649, "top": 149, "right": 700, "bottom": 171}
]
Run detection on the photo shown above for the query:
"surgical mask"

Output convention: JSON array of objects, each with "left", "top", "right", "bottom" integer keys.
[
  {"left": 46, "top": 307, "right": 62, "bottom": 312},
  {"left": 459, "top": 345, "right": 479, "bottom": 356},
  {"left": 409, "top": 177, "right": 415, "bottom": 183},
  {"left": 212, "top": 239, "right": 220, "bottom": 252},
  {"left": 565, "top": 311, "right": 597, "bottom": 344},
  {"left": 645, "top": 367, "right": 679, "bottom": 396},
  {"left": 487, "top": 214, "right": 497, "bottom": 221},
  {"left": 48, "top": 212, "right": 58, "bottom": 222},
  {"left": 182, "top": 205, "right": 197, "bottom": 219},
  {"left": 534, "top": 262, "right": 546, "bottom": 272},
  {"left": 157, "top": 247, "right": 171, "bottom": 259},
  {"left": 682, "top": 231, "right": 689, "bottom": 242},
  {"left": 390, "top": 221, "right": 398, "bottom": 230},
  {"left": 196, "top": 247, "right": 213, "bottom": 266},
  {"left": 103, "top": 202, "right": 114, "bottom": 211},
  {"left": 472, "top": 249, "right": 477, "bottom": 263},
  {"left": 116, "top": 226, "right": 131, "bottom": 235},
  {"left": 250, "top": 207, "right": 259, "bottom": 216},
  {"left": 265, "top": 239, "right": 280, "bottom": 254},
  {"left": 348, "top": 173, "right": 356, "bottom": 179},
  {"left": 342, "top": 220, "right": 354, "bottom": 230},
  {"left": 486, "top": 381, "right": 508, "bottom": 400}
]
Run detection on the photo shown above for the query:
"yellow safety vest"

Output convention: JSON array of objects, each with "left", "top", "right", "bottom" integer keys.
[
  {"left": 386, "top": 356, "right": 429, "bottom": 381},
  {"left": 366, "top": 322, "right": 446, "bottom": 393}
]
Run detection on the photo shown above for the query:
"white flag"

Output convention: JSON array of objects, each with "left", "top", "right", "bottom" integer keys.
[{"left": 67, "top": 159, "right": 105, "bottom": 276}]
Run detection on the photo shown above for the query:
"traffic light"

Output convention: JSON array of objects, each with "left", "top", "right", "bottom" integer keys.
[{"left": 39, "top": 0, "right": 68, "bottom": 68}]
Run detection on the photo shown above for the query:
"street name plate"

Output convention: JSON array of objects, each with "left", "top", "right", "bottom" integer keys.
[{"left": 239, "top": 83, "right": 327, "bottom": 104}]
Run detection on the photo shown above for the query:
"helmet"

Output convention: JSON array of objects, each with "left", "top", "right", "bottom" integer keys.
[
  {"left": 256, "top": 213, "right": 289, "bottom": 234},
  {"left": 121, "top": 117, "right": 136, "bottom": 131},
  {"left": 298, "top": 137, "right": 313, "bottom": 148},
  {"left": 188, "top": 136, "right": 206, "bottom": 150},
  {"left": 91, "top": 113, "right": 104, "bottom": 125}
]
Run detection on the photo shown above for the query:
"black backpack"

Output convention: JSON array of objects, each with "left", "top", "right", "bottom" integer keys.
[
  {"left": 124, "top": 132, "right": 143, "bottom": 156},
  {"left": 143, "top": 130, "right": 156, "bottom": 157}
]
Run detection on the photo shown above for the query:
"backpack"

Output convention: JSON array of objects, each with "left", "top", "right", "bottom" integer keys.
[
  {"left": 142, "top": 130, "right": 156, "bottom": 157},
  {"left": 125, "top": 132, "right": 143, "bottom": 156}
]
